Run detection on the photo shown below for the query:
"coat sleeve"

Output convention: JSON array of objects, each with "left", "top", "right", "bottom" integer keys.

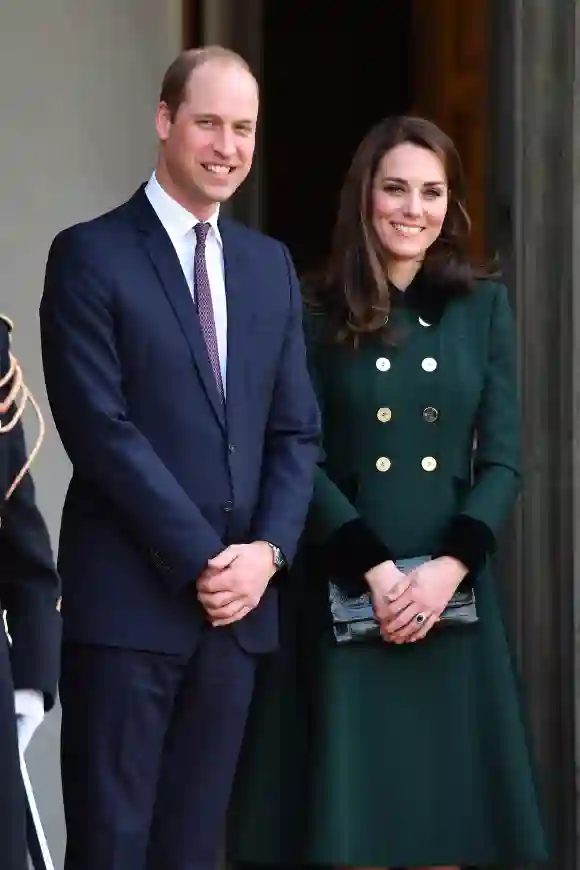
[
  {"left": 40, "top": 229, "right": 225, "bottom": 591},
  {"left": 437, "top": 282, "right": 521, "bottom": 572},
  {"left": 0, "top": 323, "right": 61, "bottom": 710},
  {"left": 301, "top": 307, "right": 393, "bottom": 594}
]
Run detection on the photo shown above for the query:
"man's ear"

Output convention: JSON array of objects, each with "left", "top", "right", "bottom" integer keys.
[{"left": 155, "top": 101, "right": 173, "bottom": 142}]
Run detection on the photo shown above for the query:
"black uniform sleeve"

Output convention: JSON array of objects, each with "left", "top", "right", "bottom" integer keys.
[{"left": 0, "top": 322, "right": 61, "bottom": 710}]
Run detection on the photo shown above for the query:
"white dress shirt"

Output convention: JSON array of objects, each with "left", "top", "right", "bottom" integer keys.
[{"left": 145, "top": 172, "right": 228, "bottom": 393}]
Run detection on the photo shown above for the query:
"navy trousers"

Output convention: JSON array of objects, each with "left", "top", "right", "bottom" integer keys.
[{"left": 60, "top": 626, "right": 256, "bottom": 870}]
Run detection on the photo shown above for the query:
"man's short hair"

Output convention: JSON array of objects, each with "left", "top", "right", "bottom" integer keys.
[{"left": 160, "top": 46, "right": 256, "bottom": 118}]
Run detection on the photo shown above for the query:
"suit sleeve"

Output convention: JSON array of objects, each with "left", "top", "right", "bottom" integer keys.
[
  {"left": 40, "top": 230, "right": 224, "bottom": 591},
  {"left": 250, "top": 245, "right": 321, "bottom": 565},
  {"left": 300, "top": 307, "right": 393, "bottom": 595},
  {"left": 0, "top": 329, "right": 61, "bottom": 710},
  {"left": 437, "top": 283, "right": 521, "bottom": 572}
]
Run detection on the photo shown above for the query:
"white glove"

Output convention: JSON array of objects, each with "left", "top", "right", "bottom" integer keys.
[{"left": 14, "top": 689, "right": 45, "bottom": 754}]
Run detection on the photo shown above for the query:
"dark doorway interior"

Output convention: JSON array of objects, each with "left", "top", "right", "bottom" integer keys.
[{"left": 261, "top": 1, "right": 413, "bottom": 276}]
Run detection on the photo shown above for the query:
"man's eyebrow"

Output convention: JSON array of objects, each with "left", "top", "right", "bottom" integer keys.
[{"left": 193, "top": 113, "right": 255, "bottom": 125}]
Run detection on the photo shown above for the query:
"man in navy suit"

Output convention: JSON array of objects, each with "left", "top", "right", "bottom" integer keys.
[{"left": 40, "top": 45, "right": 320, "bottom": 870}]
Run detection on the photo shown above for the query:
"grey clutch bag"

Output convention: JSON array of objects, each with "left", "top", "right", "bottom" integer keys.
[{"left": 329, "top": 555, "right": 478, "bottom": 644}]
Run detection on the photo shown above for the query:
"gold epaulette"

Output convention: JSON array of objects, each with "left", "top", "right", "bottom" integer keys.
[
  {"left": 0, "top": 322, "right": 45, "bottom": 500},
  {"left": 0, "top": 314, "right": 14, "bottom": 334}
]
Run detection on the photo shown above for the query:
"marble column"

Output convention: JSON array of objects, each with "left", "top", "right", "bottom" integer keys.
[{"left": 487, "top": 1, "right": 580, "bottom": 867}]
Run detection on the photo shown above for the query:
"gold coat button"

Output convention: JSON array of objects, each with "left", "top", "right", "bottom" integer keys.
[
  {"left": 418, "top": 317, "right": 432, "bottom": 327},
  {"left": 377, "top": 407, "right": 392, "bottom": 423},
  {"left": 376, "top": 357, "right": 391, "bottom": 372},
  {"left": 421, "top": 456, "right": 437, "bottom": 472},
  {"left": 423, "top": 406, "right": 439, "bottom": 423},
  {"left": 421, "top": 357, "right": 438, "bottom": 372},
  {"left": 376, "top": 456, "right": 391, "bottom": 472}
]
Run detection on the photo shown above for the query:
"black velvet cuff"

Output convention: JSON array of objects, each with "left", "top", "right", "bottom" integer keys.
[
  {"left": 9, "top": 603, "right": 62, "bottom": 711},
  {"left": 321, "top": 518, "right": 394, "bottom": 597},
  {"left": 436, "top": 514, "right": 496, "bottom": 575}
]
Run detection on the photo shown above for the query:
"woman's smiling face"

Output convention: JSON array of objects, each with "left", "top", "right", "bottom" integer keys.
[{"left": 371, "top": 141, "right": 449, "bottom": 264}]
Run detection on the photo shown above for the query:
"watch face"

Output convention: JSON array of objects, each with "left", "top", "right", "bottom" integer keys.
[
  {"left": 271, "top": 546, "right": 284, "bottom": 568},
  {"left": 266, "top": 542, "right": 284, "bottom": 569}
]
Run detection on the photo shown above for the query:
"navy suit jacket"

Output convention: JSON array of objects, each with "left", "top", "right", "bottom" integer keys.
[{"left": 40, "top": 186, "right": 320, "bottom": 655}]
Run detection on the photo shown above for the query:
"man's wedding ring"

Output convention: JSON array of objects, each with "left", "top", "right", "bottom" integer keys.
[{"left": 415, "top": 612, "right": 426, "bottom": 625}]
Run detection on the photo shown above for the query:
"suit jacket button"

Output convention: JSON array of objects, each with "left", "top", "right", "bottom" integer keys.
[
  {"left": 421, "top": 357, "right": 438, "bottom": 372},
  {"left": 376, "top": 456, "right": 391, "bottom": 472},
  {"left": 223, "top": 501, "right": 233, "bottom": 513},
  {"left": 421, "top": 456, "right": 437, "bottom": 472},
  {"left": 376, "top": 357, "right": 391, "bottom": 372},
  {"left": 377, "top": 407, "right": 392, "bottom": 423}
]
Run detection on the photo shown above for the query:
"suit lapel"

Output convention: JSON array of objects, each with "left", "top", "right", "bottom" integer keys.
[
  {"left": 128, "top": 187, "right": 226, "bottom": 429},
  {"left": 219, "top": 219, "right": 253, "bottom": 431}
]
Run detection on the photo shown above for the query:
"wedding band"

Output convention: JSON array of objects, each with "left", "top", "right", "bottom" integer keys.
[{"left": 415, "top": 612, "right": 426, "bottom": 624}]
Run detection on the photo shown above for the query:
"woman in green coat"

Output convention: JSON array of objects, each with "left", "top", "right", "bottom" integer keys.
[{"left": 227, "top": 116, "right": 548, "bottom": 870}]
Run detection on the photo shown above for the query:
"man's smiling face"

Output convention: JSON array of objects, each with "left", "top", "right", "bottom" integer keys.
[{"left": 155, "top": 59, "right": 259, "bottom": 219}]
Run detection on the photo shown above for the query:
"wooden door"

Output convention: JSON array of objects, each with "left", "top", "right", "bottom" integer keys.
[{"left": 412, "top": 0, "right": 488, "bottom": 262}]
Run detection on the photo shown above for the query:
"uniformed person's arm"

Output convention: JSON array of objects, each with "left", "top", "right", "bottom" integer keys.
[
  {"left": 436, "top": 282, "right": 521, "bottom": 573},
  {"left": 301, "top": 306, "right": 394, "bottom": 595},
  {"left": 0, "top": 323, "right": 61, "bottom": 710}
]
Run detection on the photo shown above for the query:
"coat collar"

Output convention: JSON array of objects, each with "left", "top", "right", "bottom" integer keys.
[{"left": 390, "top": 267, "right": 463, "bottom": 325}]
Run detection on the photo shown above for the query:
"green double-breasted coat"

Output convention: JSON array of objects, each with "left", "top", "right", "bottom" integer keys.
[{"left": 227, "top": 278, "right": 548, "bottom": 869}]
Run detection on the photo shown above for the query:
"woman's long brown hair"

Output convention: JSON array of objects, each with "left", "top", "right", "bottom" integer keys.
[{"left": 307, "top": 116, "right": 483, "bottom": 345}]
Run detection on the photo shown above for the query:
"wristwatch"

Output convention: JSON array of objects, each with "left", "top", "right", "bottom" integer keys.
[{"left": 265, "top": 541, "right": 286, "bottom": 570}]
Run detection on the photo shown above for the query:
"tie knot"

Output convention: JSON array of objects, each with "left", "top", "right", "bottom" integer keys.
[{"left": 194, "top": 222, "right": 210, "bottom": 245}]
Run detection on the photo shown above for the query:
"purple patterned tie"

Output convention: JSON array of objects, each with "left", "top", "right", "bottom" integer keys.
[{"left": 194, "top": 222, "right": 224, "bottom": 399}]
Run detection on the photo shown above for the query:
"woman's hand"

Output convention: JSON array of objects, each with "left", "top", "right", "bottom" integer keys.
[
  {"left": 364, "top": 560, "right": 411, "bottom": 623},
  {"left": 379, "top": 556, "right": 468, "bottom": 643}
]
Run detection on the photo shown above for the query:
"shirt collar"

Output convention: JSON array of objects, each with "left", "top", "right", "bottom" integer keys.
[{"left": 145, "top": 171, "right": 222, "bottom": 247}]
